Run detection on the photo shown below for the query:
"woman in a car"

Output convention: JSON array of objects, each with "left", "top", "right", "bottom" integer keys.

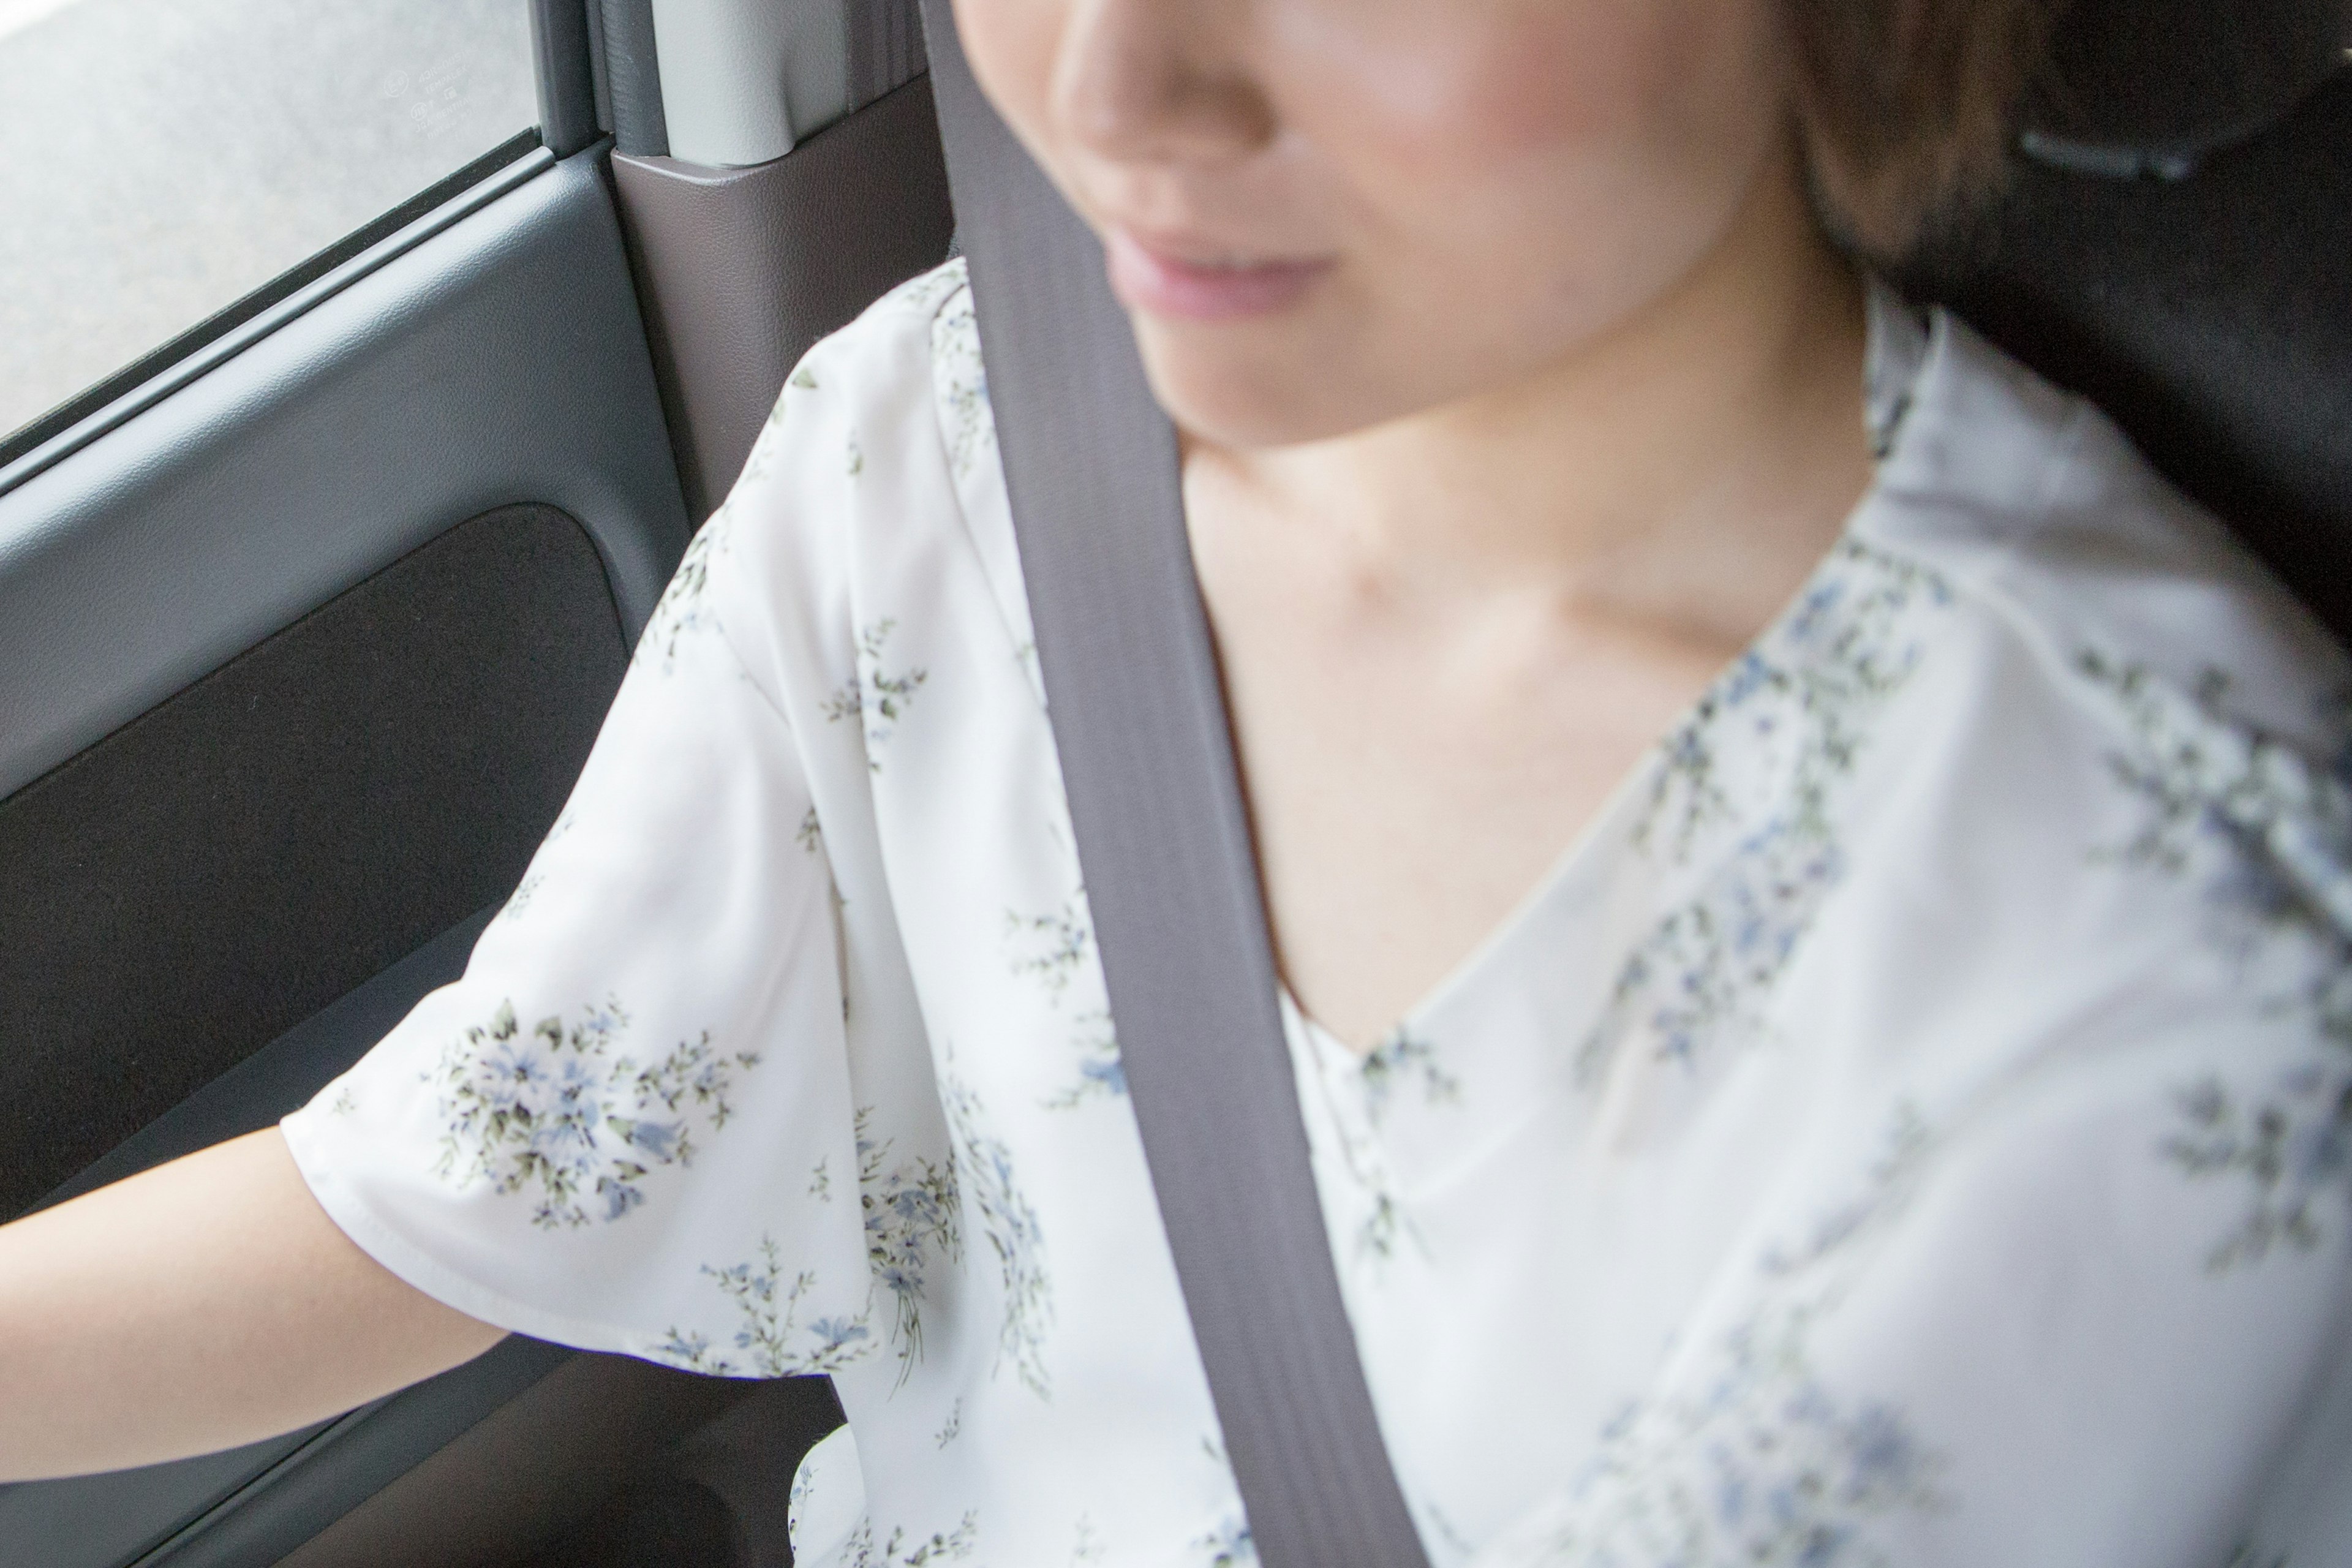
[{"left": 6, "top": 0, "right": 2347, "bottom": 1562}]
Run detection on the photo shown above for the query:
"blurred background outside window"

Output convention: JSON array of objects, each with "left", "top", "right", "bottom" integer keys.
[{"left": 0, "top": 0, "right": 535, "bottom": 443}]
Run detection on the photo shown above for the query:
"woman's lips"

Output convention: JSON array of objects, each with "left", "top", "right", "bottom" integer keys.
[{"left": 1104, "top": 228, "right": 1333, "bottom": 322}]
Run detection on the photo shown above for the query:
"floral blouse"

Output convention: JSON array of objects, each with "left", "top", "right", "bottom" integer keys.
[{"left": 284, "top": 260, "right": 2352, "bottom": 1567}]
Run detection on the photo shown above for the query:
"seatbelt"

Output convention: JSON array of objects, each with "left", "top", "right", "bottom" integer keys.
[{"left": 914, "top": 7, "right": 1434, "bottom": 1566}]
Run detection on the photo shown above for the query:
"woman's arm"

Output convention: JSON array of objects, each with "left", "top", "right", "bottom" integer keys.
[{"left": 0, "top": 1128, "right": 504, "bottom": 1482}]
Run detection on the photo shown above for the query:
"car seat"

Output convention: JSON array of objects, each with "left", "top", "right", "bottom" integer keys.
[{"left": 1902, "top": 0, "right": 2352, "bottom": 639}]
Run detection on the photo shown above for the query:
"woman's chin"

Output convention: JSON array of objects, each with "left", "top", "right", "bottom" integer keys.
[{"left": 1132, "top": 328, "right": 1384, "bottom": 453}]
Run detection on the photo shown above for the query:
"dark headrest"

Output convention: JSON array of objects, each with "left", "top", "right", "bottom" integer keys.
[
  {"left": 2020, "top": 0, "right": 2352, "bottom": 175},
  {"left": 2022, "top": 0, "right": 2352, "bottom": 175},
  {"left": 1904, "top": 34, "right": 2352, "bottom": 643}
]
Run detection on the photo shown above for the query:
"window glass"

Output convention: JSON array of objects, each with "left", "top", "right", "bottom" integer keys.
[{"left": 0, "top": 0, "right": 536, "bottom": 443}]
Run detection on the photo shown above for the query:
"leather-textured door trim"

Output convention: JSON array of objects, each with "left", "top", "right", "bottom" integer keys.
[{"left": 613, "top": 74, "right": 955, "bottom": 519}]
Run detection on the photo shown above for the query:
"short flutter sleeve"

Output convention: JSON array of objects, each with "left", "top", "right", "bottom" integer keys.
[{"left": 282, "top": 407, "right": 875, "bottom": 1379}]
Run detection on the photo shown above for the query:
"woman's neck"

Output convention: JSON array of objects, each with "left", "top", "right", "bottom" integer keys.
[{"left": 1185, "top": 148, "right": 1873, "bottom": 655}]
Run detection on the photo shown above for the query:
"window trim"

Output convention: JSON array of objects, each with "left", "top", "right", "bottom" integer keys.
[{"left": 0, "top": 130, "right": 545, "bottom": 485}]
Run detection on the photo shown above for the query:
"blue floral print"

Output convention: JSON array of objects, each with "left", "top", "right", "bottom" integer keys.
[
  {"left": 1540, "top": 1114, "right": 1950, "bottom": 1566},
  {"left": 1008, "top": 895, "right": 1129, "bottom": 1109},
  {"left": 943, "top": 1065, "right": 1055, "bottom": 1397},
  {"left": 637, "top": 507, "right": 734, "bottom": 671},
  {"left": 2166, "top": 1068, "right": 2352, "bottom": 1270},
  {"left": 1195, "top": 1516, "right": 1255, "bottom": 1568},
  {"left": 1640, "top": 539, "right": 1951, "bottom": 860},
  {"left": 1005, "top": 899, "right": 1093, "bottom": 998},
  {"left": 2079, "top": 653, "right": 2352, "bottom": 1012},
  {"left": 1583, "top": 540, "right": 1952, "bottom": 1083},
  {"left": 430, "top": 998, "right": 756, "bottom": 1227},
  {"left": 654, "top": 1235, "right": 874, "bottom": 1378},
  {"left": 929, "top": 274, "right": 995, "bottom": 481},
  {"left": 1042, "top": 1017, "right": 1126, "bottom": 1110},
  {"left": 857, "top": 1107, "right": 963, "bottom": 1381},
  {"left": 824, "top": 619, "right": 929, "bottom": 767},
  {"left": 843, "top": 1510, "right": 981, "bottom": 1566},
  {"left": 1359, "top": 1028, "right": 1460, "bottom": 1127},
  {"left": 1316, "top": 1023, "right": 1463, "bottom": 1264},
  {"left": 1578, "top": 820, "right": 1845, "bottom": 1082},
  {"left": 2079, "top": 650, "right": 2352, "bottom": 1266},
  {"left": 1548, "top": 1323, "right": 1947, "bottom": 1568}
]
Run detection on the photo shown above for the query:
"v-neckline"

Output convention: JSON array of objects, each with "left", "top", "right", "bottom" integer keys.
[
  {"left": 1278, "top": 726, "right": 1675, "bottom": 1062},
  {"left": 1280, "top": 281, "right": 1941, "bottom": 1063}
]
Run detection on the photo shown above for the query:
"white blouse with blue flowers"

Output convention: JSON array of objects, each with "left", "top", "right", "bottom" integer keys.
[{"left": 284, "top": 259, "right": 2352, "bottom": 1568}]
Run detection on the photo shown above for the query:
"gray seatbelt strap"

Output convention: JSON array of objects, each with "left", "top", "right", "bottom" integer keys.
[{"left": 915, "top": 8, "right": 1433, "bottom": 1566}]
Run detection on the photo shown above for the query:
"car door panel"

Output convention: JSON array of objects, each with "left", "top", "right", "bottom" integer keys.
[
  {"left": 0, "top": 142, "right": 688, "bottom": 1220},
  {"left": 0, "top": 146, "right": 685, "bottom": 806},
  {"left": 0, "top": 4, "right": 952, "bottom": 1556},
  {"left": 0, "top": 132, "right": 691, "bottom": 1566},
  {"left": 0, "top": 1425, "right": 331, "bottom": 1568},
  {"left": 39, "top": 906, "right": 497, "bottom": 1215},
  {"left": 1, "top": 505, "right": 627, "bottom": 1219},
  {"left": 0, "top": 1338, "right": 571, "bottom": 1568}
]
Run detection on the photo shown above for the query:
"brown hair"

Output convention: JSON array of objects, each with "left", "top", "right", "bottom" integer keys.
[{"left": 1785, "top": 0, "right": 2068, "bottom": 257}]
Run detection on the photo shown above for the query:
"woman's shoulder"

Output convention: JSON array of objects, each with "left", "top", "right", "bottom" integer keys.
[
  {"left": 1861, "top": 306, "right": 2350, "bottom": 762},
  {"left": 739, "top": 253, "right": 986, "bottom": 516},
  {"left": 649, "top": 257, "right": 1028, "bottom": 676},
  {"left": 1842, "top": 314, "right": 2352, "bottom": 1068},
  {"left": 783, "top": 253, "right": 982, "bottom": 423}
]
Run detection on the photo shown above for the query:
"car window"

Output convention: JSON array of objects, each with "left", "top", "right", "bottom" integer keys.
[{"left": 0, "top": 0, "right": 537, "bottom": 448}]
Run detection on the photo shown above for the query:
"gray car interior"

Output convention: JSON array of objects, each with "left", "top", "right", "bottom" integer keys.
[
  {"left": 0, "top": 0, "right": 2342, "bottom": 1561},
  {"left": 0, "top": 1, "right": 940, "bottom": 1561},
  {"left": 614, "top": 74, "right": 952, "bottom": 519},
  {"left": 2, "top": 506, "right": 627, "bottom": 1221}
]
